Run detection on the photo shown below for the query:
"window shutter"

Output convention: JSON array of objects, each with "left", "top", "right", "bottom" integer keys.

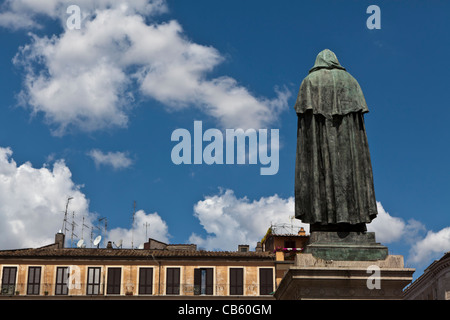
[
  {"left": 205, "top": 269, "right": 213, "bottom": 295},
  {"left": 230, "top": 268, "right": 243, "bottom": 295},
  {"left": 194, "top": 268, "right": 201, "bottom": 295},
  {"left": 166, "top": 268, "right": 180, "bottom": 295},
  {"left": 259, "top": 268, "right": 273, "bottom": 295},
  {"left": 107, "top": 268, "right": 121, "bottom": 295},
  {"left": 139, "top": 268, "right": 153, "bottom": 295},
  {"left": 1, "top": 267, "right": 17, "bottom": 295}
]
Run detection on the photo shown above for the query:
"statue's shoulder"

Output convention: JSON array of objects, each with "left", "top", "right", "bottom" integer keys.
[
  {"left": 296, "top": 68, "right": 369, "bottom": 115},
  {"left": 303, "top": 68, "right": 357, "bottom": 85}
]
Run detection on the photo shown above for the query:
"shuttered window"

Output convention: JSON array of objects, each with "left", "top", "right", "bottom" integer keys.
[
  {"left": 1, "top": 267, "right": 17, "bottom": 295},
  {"left": 229, "top": 268, "right": 243, "bottom": 295},
  {"left": 55, "top": 267, "right": 69, "bottom": 295},
  {"left": 86, "top": 267, "right": 101, "bottom": 295},
  {"left": 27, "top": 267, "right": 41, "bottom": 295},
  {"left": 194, "top": 268, "right": 213, "bottom": 295},
  {"left": 139, "top": 268, "right": 153, "bottom": 295},
  {"left": 106, "top": 268, "right": 121, "bottom": 295},
  {"left": 259, "top": 268, "right": 274, "bottom": 295},
  {"left": 166, "top": 268, "right": 180, "bottom": 295}
]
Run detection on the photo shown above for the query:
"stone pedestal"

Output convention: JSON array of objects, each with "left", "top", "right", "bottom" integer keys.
[
  {"left": 305, "top": 231, "right": 388, "bottom": 261},
  {"left": 274, "top": 253, "right": 415, "bottom": 300}
]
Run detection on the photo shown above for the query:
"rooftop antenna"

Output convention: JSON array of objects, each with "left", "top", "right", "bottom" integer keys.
[
  {"left": 98, "top": 217, "right": 107, "bottom": 233},
  {"left": 98, "top": 217, "right": 107, "bottom": 246},
  {"left": 81, "top": 216, "right": 89, "bottom": 240},
  {"left": 143, "top": 222, "right": 150, "bottom": 241},
  {"left": 289, "top": 215, "right": 295, "bottom": 234},
  {"left": 61, "top": 197, "right": 74, "bottom": 235},
  {"left": 90, "top": 225, "right": 101, "bottom": 248},
  {"left": 70, "top": 211, "right": 78, "bottom": 248},
  {"left": 131, "top": 201, "right": 136, "bottom": 249}
]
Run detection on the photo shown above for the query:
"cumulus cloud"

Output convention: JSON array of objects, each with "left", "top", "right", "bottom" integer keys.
[
  {"left": 106, "top": 209, "right": 170, "bottom": 249},
  {"left": 8, "top": 0, "right": 289, "bottom": 135},
  {"left": 408, "top": 227, "right": 450, "bottom": 266},
  {"left": 88, "top": 149, "right": 133, "bottom": 170},
  {"left": 367, "top": 202, "right": 426, "bottom": 244},
  {"left": 0, "top": 146, "right": 94, "bottom": 249},
  {"left": 189, "top": 189, "right": 308, "bottom": 251},
  {"left": 0, "top": 0, "right": 167, "bottom": 29},
  {"left": 0, "top": 145, "right": 170, "bottom": 250}
]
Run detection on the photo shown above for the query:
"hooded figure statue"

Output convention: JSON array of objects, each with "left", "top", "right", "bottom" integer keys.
[{"left": 294, "top": 49, "right": 378, "bottom": 232}]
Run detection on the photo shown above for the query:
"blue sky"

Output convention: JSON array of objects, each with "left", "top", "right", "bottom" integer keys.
[{"left": 0, "top": 0, "right": 449, "bottom": 280}]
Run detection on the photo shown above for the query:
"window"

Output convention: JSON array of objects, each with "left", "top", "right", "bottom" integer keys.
[
  {"left": 194, "top": 268, "right": 213, "bottom": 295},
  {"left": 284, "top": 240, "right": 296, "bottom": 249},
  {"left": 27, "top": 267, "right": 41, "bottom": 295},
  {"left": 55, "top": 267, "right": 69, "bottom": 295},
  {"left": 229, "top": 268, "right": 243, "bottom": 295},
  {"left": 1, "top": 267, "right": 17, "bottom": 295},
  {"left": 259, "top": 268, "right": 274, "bottom": 295},
  {"left": 166, "top": 268, "right": 180, "bottom": 295},
  {"left": 107, "top": 268, "right": 121, "bottom": 295},
  {"left": 139, "top": 268, "right": 153, "bottom": 295},
  {"left": 86, "top": 267, "right": 101, "bottom": 295}
]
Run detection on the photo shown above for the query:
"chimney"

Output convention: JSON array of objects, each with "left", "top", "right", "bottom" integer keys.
[
  {"left": 255, "top": 241, "right": 263, "bottom": 252},
  {"left": 238, "top": 245, "right": 249, "bottom": 253},
  {"left": 106, "top": 241, "right": 113, "bottom": 249},
  {"left": 55, "top": 232, "right": 65, "bottom": 249},
  {"left": 298, "top": 227, "right": 306, "bottom": 236}
]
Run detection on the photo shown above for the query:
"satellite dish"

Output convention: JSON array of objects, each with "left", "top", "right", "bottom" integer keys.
[
  {"left": 116, "top": 239, "right": 123, "bottom": 248},
  {"left": 93, "top": 235, "right": 102, "bottom": 247},
  {"left": 138, "top": 243, "right": 144, "bottom": 249},
  {"left": 76, "top": 239, "right": 85, "bottom": 248}
]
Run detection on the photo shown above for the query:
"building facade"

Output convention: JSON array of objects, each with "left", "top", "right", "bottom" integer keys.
[
  {"left": 0, "top": 231, "right": 309, "bottom": 299},
  {"left": 403, "top": 252, "right": 450, "bottom": 300}
]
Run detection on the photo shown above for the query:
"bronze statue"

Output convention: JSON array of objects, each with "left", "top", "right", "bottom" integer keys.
[{"left": 295, "top": 49, "right": 377, "bottom": 233}]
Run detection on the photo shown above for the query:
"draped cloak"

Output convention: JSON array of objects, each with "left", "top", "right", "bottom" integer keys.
[{"left": 294, "top": 49, "right": 377, "bottom": 229}]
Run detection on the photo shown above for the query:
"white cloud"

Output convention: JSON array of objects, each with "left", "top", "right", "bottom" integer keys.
[
  {"left": 0, "top": 11, "right": 36, "bottom": 30},
  {"left": 9, "top": 0, "right": 289, "bottom": 135},
  {"left": 408, "top": 227, "right": 450, "bottom": 266},
  {"left": 88, "top": 149, "right": 133, "bottom": 170},
  {"left": 0, "top": 0, "right": 167, "bottom": 30},
  {"left": 0, "top": 146, "right": 95, "bottom": 250},
  {"left": 367, "top": 202, "right": 426, "bottom": 244},
  {"left": 0, "top": 146, "right": 170, "bottom": 250},
  {"left": 367, "top": 202, "right": 407, "bottom": 243},
  {"left": 106, "top": 209, "right": 170, "bottom": 248},
  {"left": 189, "top": 189, "right": 308, "bottom": 251}
]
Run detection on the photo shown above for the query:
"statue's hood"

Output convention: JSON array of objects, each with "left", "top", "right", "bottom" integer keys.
[{"left": 309, "top": 49, "right": 346, "bottom": 73}]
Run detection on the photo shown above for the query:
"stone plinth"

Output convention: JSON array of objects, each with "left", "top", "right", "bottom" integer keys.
[
  {"left": 274, "top": 254, "right": 415, "bottom": 300},
  {"left": 305, "top": 231, "right": 388, "bottom": 261}
]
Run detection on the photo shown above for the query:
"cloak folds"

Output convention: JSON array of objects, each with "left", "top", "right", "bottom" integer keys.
[{"left": 294, "top": 50, "right": 377, "bottom": 229}]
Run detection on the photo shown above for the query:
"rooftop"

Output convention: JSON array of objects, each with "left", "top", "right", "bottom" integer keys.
[{"left": 0, "top": 246, "right": 274, "bottom": 260}]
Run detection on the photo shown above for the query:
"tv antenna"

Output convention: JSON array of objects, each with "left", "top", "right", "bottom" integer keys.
[
  {"left": 131, "top": 201, "right": 136, "bottom": 249},
  {"left": 143, "top": 222, "right": 150, "bottom": 241},
  {"left": 70, "top": 211, "right": 78, "bottom": 248},
  {"left": 61, "top": 197, "right": 74, "bottom": 235},
  {"left": 81, "top": 216, "right": 90, "bottom": 241},
  {"left": 90, "top": 225, "right": 101, "bottom": 248},
  {"left": 98, "top": 217, "right": 107, "bottom": 234}
]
